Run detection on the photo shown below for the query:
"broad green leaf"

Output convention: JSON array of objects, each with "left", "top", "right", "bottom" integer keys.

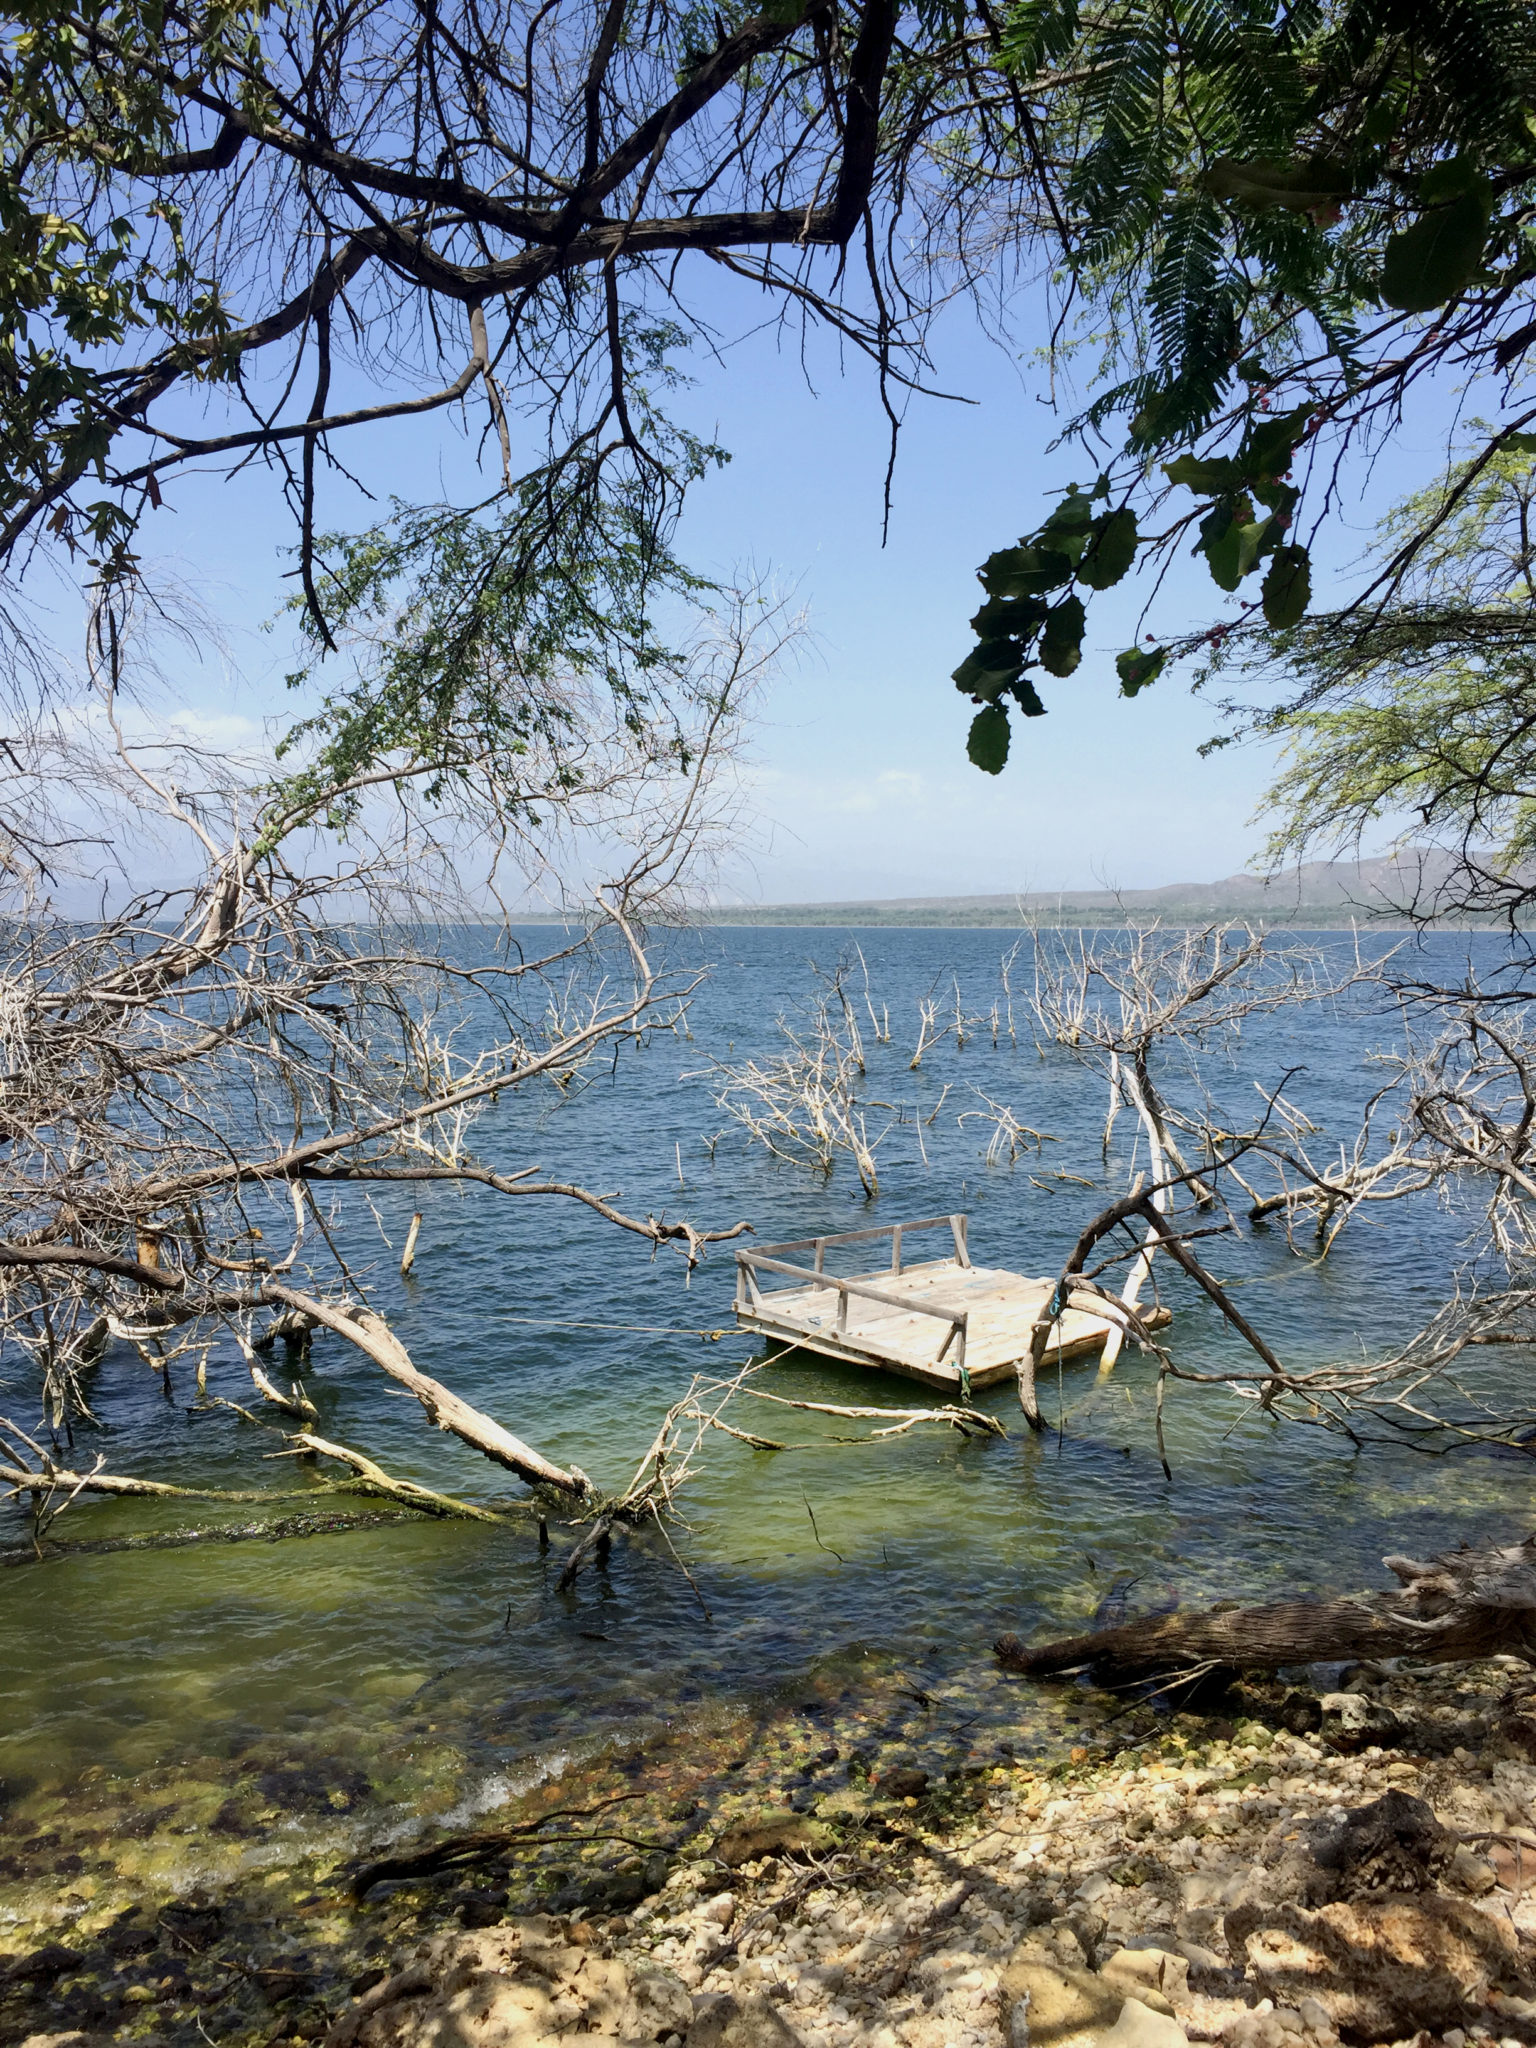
[
  {"left": 952, "top": 646, "right": 1023, "bottom": 697},
  {"left": 1040, "top": 594, "right": 1085, "bottom": 676},
  {"left": 1252, "top": 478, "right": 1300, "bottom": 517},
  {"left": 968, "top": 702, "right": 1011, "bottom": 773},
  {"left": 1041, "top": 488, "right": 1094, "bottom": 532},
  {"left": 1043, "top": 526, "right": 1088, "bottom": 563},
  {"left": 1011, "top": 674, "right": 1048, "bottom": 718},
  {"left": 1201, "top": 513, "right": 1263, "bottom": 591},
  {"left": 1077, "top": 506, "right": 1138, "bottom": 589},
  {"left": 1420, "top": 155, "right": 1486, "bottom": 204},
  {"left": 1252, "top": 514, "right": 1286, "bottom": 565},
  {"left": 1116, "top": 646, "right": 1166, "bottom": 697},
  {"left": 970, "top": 594, "right": 1045, "bottom": 637},
  {"left": 1164, "top": 453, "right": 1239, "bottom": 493},
  {"left": 1241, "top": 407, "right": 1314, "bottom": 481},
  {"left": 1261, "top": 543, "right": 1311, "bottom": 628},
  {"left": 979, "top": 544, "right": 1074, "bottom": 599},
  {"left": 1381, "top": 190, "right": 1493, "bottom": 312}
]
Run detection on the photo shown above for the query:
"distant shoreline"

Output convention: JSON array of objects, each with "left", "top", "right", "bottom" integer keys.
[
  {"left": 685, "top": 911, "right": 1512, "bottom": 930},
  {"left": 671, "top": 853, "right": 1532, "bottom": 931},
  {"left": 509, "top": 910, "right": 1518, "bottom": 931}
]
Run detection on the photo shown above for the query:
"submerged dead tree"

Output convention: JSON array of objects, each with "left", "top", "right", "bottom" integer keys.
[
  {"left": 997, "top": 1531, "right": 1536, "bottom": 1683},
  {"left": 0, "top": 584, "right": 782, "bottom": 1541},
  {"left": 1025, "top": 923, "right": 1369, "bottom": 1373}
]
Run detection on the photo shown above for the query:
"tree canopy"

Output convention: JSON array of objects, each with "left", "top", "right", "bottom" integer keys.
[
  {"left": 951, "top": 0, "right": 1536, "bottom": 771},
  {"left": 4, "top": 0, "right": 1535, "bottom": 796}
]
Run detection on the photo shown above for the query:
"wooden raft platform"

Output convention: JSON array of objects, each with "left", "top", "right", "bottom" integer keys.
[{"left": 734, "top": 1214, "right": 1166, "bottom": 1395}]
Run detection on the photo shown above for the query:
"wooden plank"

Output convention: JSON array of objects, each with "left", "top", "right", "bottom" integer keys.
[
  {"left": 745, "top": 1214, "right": 962, "bottom": 1258},
  {"left": 734, "top": 1314, "right": 969, "bottom": 1389},
  {"left": 740, "top": 1255, "right": 965, "bottom": 1328}
]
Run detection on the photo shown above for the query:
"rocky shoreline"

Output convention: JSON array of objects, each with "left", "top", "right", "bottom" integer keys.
[{"left": 13, "top": 1655, "right": 1536, "bottom": 2048}]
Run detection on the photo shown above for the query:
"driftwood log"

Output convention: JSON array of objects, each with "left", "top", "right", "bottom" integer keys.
[
  {"left": 263, "top": 1283, "right": 590, "bottom": 1497},
  {"left": 997, "top": 1533, "right": 1536, "bottom": 1683}
]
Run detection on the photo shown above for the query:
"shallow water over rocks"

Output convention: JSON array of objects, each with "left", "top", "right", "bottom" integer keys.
[{"left": 2, "top": 927, "right": 1534, "bottom": 2033}]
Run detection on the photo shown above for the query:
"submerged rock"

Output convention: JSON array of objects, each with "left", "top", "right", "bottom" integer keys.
[
  {"left": 713, "top": 1812, "right": 833, "bottom": 1869},
  {"left": 877, "top": 1767, "right": 930, "bottom": 1801},
  {"left": 2, "top": 1947, "right": 83, "bottom": 1985}
]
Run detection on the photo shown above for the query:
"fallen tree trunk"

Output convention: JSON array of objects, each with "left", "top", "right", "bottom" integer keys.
[
  {"left": 262, "top": 1283, "right": 589, "bottom": 1498},
  {"left": 283, "top": 1432, "right": 520, "bottom": 1523},
  {"left": 2, "top": 1506, "right": 413, "bottom": 1566},
  {"left": 996, "top": 1532, "right": 1536, "bottom": 1682},
  {"left": 0, "top": 1460, "right": 315, "bottom": 1504}
]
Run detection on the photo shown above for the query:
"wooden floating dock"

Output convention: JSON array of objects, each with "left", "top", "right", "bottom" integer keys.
[{"left": 734, "top": 1214, "right": 1168, "bottom": 1397}]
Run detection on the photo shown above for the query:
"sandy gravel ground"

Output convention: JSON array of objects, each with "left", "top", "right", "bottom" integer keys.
[{"left": 308, "top": 1656, "right": 1536, "bottom": 2048}]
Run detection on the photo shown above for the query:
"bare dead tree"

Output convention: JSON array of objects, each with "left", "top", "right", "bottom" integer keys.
[
  {"left": 1022, "top": 923, "right": 1372, "bottom": 1367},
  {"left": 956, "top": 1088, "right": 1053, "bottom": 1167},
  {"left": 0, "top": 587, "right": 788, "bottom": 1540},
  {"left": 706, "top": 961, "right": 892, "bottom": 1195}
]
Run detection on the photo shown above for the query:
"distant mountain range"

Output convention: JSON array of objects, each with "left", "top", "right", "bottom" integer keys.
[{"left": 699, "top": 852, "right": 1502, "bottom": 927}]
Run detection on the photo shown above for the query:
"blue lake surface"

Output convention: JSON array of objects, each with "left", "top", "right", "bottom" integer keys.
[{"left": 2, "top": 924, "right": 1532, "bottom": 1868}]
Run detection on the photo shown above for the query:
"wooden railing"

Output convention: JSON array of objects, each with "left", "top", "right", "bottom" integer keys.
[{"left": 734, "top": 1214, "right": 971, "bottom": 1373}]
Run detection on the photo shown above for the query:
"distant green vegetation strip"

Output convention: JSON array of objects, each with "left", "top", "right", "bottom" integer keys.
[{"left": 691, "top": 904, "right": 1507, "bottom": 928}]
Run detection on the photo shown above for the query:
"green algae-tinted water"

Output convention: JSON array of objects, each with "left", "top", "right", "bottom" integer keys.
[{"left": 2, "top": 928, "right": 1532, "bottom": 1950}]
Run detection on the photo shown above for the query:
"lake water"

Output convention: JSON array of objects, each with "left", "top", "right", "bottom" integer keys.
[{"left": 2, "top": 924, "right": 1532, "bottom": 1927}]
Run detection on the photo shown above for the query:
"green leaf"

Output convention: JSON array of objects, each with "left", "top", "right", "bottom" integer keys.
[
  {"left": 1381, "top": 190, "right": 1493, "bottom": 312},
  {"left": 979, "top": 544, "right": 1074, "bottom": 599},
  {"left": 1240, "top": 406, "right": 1314, "bottom": 481},
  {"left": 1504, "top": 433, "right": 1536, "bottom": 454},
  {"left": 1252, "top": 479, "right": 1300, "bottom": 518},
  {"left": 952, "top": 646, "right": 1023, "bottom": 697},
  {"left": 1362, "top": 100, "right": 1398, "bottom": 145},
  {"left": 1040, "top": 488, "right": 1095, "bottom": 532},
  {"left": 1116, "top": 646, "right": 1166, "bottom": 697},
  {"left": 1077, "top": 506, "right": 1138, "bottom": 589},
  {"left": 970, "top": 594, "right": 1046, "bottom": 638},
  {"left": 1261, "top": 543, "right": 1311, "bottom": 628},
  {"left": 1201, "top": 512, "right": 1263, "bottom": 591},
  {"left": 1419, "top": 155, "right": 1486, "bottom": 205},
  {"left": 968, "top": 702, "right": 1011, "bottom": 773},
  {"left": 1164, "top": 453, "right": 1239, "bottom": 493},
  {"left": 1011, "top": 674, "right": 1048, "bottom": 718},
  {"left": 1040, "top": 594, "right": 1085, "bottom": 676}
]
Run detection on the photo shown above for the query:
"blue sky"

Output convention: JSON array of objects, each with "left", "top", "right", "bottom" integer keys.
[{"left": 100, "top": 262, "right": 1470, "bottom": 905}]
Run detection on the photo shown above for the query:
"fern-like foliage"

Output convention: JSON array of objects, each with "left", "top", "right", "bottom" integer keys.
[
  {"left": 1005, "top": 0, "right": 1536, "bottom": 447},
  {"left": 953, "top": 0, "right": 1536, "bottom": 771}
]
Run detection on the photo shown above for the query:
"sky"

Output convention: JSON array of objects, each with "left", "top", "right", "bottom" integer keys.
[{"left": 77, "top": 259, "right": 1472, "bottom": 908}]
